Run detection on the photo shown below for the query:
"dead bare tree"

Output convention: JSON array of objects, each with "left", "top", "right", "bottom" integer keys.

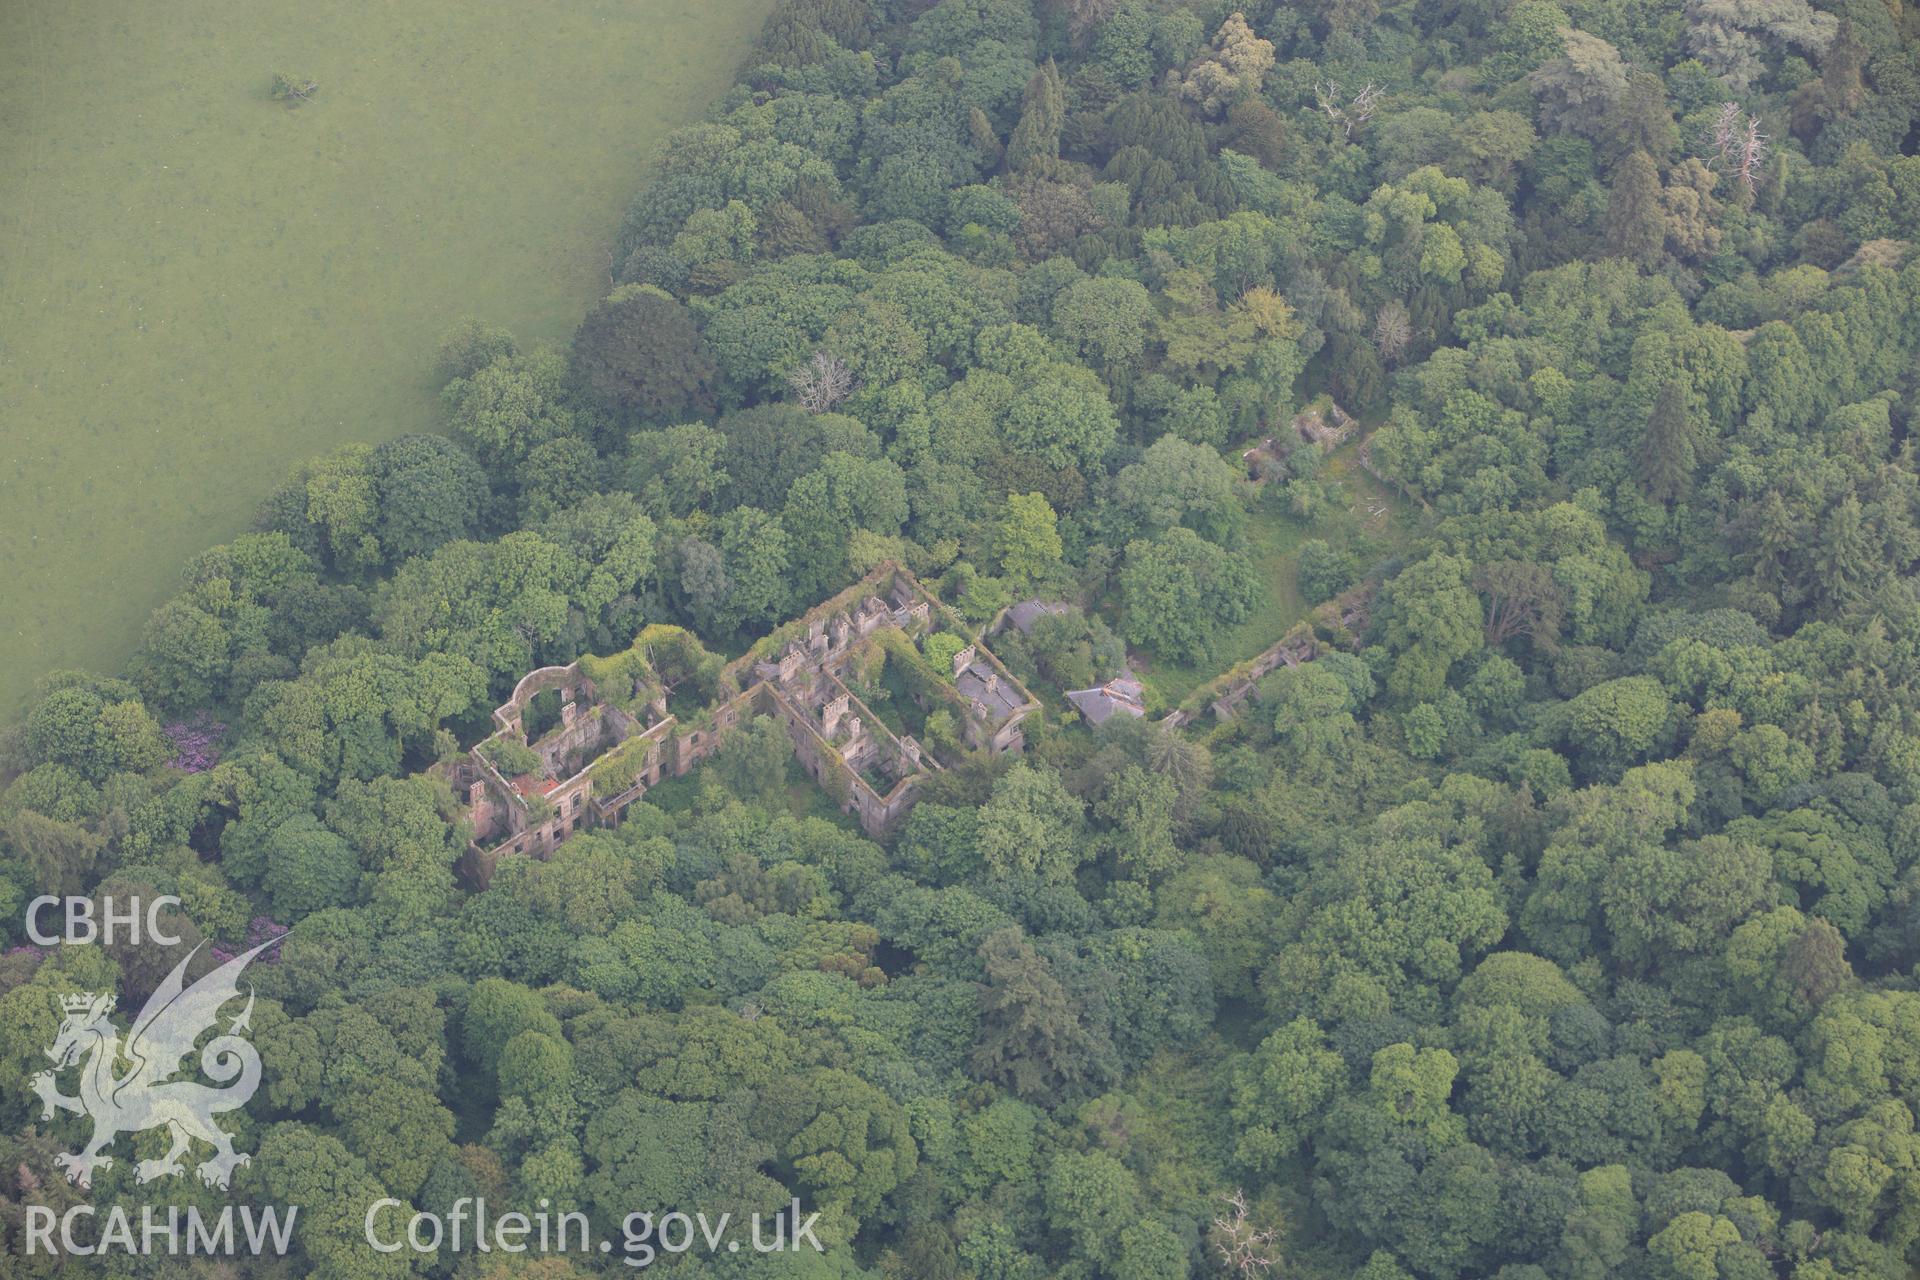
[
  {"left": 1706, "top": 102, "right": 1767, "bottom": 195},
  {"left": 787, "top": 350, "right": 858, "bottom": 414},
  {"left": 1708, "top": 101, "right": 1740, "bottom": 165},
  {"left": 1351, "top": 82, "right": 1382, "bottom": 129},
  {"left": 1315, "top": 82, "right": 1345, "bottom": 133},
  {"left": 1374, "top": 300, "right": 1412, "bottom": 365},
  {"left": 1737, "top": 114, "right": 1767, "bottom": 195},
  {"left": 1212, "top": 1189, "right": 1280, "bottom": 1275},
  {"left": 1316, "top": 80, "right": 1381, "bottom": 139}
]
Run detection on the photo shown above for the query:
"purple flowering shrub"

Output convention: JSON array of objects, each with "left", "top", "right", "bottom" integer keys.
[{"left": 162, "top": 713, "right": 225, "bottom": 773}]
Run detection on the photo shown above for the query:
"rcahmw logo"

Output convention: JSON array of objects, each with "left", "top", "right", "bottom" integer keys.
[
  {"left": 32, "top": 938, "right": 278, "bottom": 1190},
  {"left": 26, "top": 1203, "right": 297, "bottom": 1260}
]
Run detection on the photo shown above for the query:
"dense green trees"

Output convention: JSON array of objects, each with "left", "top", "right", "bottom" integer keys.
[
  {"left": 1119, "top": 526, "right": 1257, "bottom": 663},
  {"left": 21, "top": 0, "right": 1920, "bottom": 1277}
]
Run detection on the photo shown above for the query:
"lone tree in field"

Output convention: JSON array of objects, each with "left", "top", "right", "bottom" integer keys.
[{"left": 271, "top": 72, "right": 319, "bottom": 106}]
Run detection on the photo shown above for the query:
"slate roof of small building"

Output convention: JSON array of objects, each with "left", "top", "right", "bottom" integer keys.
[
  {"left": 955, "top": 661, "right": 1025, "bottom": 724},
  {"left": 1006, "top": 599, "right": 1070, "bottom": 635},
  {"left": 1066, "top": 677, "right": 1147, "bottom": 725}
]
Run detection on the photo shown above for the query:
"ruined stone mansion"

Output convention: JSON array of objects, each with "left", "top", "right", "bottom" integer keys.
[{"left": 441, "top": 563, "right": 1039, "bottom": 884}]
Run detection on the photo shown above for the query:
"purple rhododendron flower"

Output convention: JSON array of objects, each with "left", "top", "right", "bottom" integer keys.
[{"left": 162, "top": 713, "right": 226, "bottom": 773}]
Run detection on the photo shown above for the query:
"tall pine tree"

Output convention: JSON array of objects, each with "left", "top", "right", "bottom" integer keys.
[
  {"left": 1605, "top": 151, "right": 1666, "bottom": 269},
  {"left": 1638, "top": 380, "right": 1697, "bottom": 504},
  {"left": 1007, "top": 59, "right": 1066, "bottom": 173}
]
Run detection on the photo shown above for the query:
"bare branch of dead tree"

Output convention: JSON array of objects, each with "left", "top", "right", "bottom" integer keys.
[
  {"left": 788, "top": 350, "right": 859, "bottom": 414},
  {"left": 1212, "top": 1189, "right": 1281, "bottom": 1275}
]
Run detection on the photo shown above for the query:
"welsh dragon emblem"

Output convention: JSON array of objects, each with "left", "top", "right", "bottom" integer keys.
[{"left": 30, "top": 939, "right": 277, "bottom": 1191}]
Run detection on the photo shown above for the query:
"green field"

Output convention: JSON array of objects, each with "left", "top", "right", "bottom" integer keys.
[{"left": 0, "top": 0, "right": 773, "bottom": 717}]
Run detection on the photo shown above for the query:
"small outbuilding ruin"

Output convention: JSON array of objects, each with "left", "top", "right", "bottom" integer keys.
[{"left": 1292, "top": 398, "right": 1355, "bottom": 449}]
